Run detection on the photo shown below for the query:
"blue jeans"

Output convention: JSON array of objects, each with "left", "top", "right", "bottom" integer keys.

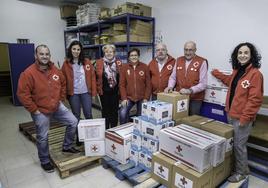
[
  {"left": 31, "top": 102, "right": 78, "bottom": 164},
  {"left": 120, "top": 100, "right": 142, "bottom": 124},
  {"left": 68, "top": 92, "right": 93, "bottom": 120}
]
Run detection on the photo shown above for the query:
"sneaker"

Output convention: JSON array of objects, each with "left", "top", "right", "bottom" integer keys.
[
  {"left": 228, "top": 173, "right": 246, "bottom": 183},
  {"left": 41, "top": 162, "right": 54, "bottom": 173},
  {"left": 62, "top": 147, "right": 81, "bottom": 154}
]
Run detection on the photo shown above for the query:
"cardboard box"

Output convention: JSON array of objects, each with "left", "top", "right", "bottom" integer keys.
[
  {"left": 180, "top": 115, "right": 214, "bottom": 129},
  {"left": 112, "top": 34, "right": 151, "bottom": 43},
  {"left": 224, "top": 155, "right": 234, "bottom": 179},
  {"left": 152, "top": 152, "right": 176, "bottom": 188},
  {"left": 172, "top": 162, "right": 212, "bottom": 188},
  {"left": 200, "top": 102, "right": 228, "bottom": 123},
  {"left": 208, "top": 70, "right": 232, "bottom": 88},
  {"left": 148, "top": 138, "right": 159, "bottom": 153},
  {"left": 159, "top": 127, "right": 213, "bottom": 173},
  {"left": 99, "top": 8, "right": 110, "bottom": 19},
  {"left": 132, "top": 131, "right": 142, "bottom": 148},
  {"left": 176, "top": 124, "right": 226, "bottom": 167},
  {"left": 145, "top": 153, "right": 153, "bottom": 169},
  {"left": 105, "top": 123, "right": 133, "bottom": 164},
  {"left": 139, "top": 148, "right": 147, "bottom": 167},
  {"left": 135, "top": 3, "right": 152, "bottom": 17},
  {"left": 157, "top": 92, "right": 189, "bottom": 120},
  {"left": 130, "top": 144, "right": 141, "bottom": 166},
  {"left": 202, "top": 121, "right": 234, "bottom": 156},
  {"left": 149, "top": 101, "right": 172, "bottom": 124},
  {"left": 78, "top": 118, "right": 105, "bottom": 142},
  {"left": 60, "top": 5, "right": 77, "bottom": 18},
  {"left": 117, "top": 2, "right": 137, "bottom": 15},
  {"left": 141, "top": 120, "right": 165, "bottom": 140},
  {"left": 85, "top": 140, "right": 105, "bottom": 156},
  {"left": 211, "top": 161, "right": 225, "bottom": 187},
  {"left": 113, "top": 23, "right": 126, "bottom": 31},
  {"left": 204, "top": 87, "right": 228, "bottom": 106}
]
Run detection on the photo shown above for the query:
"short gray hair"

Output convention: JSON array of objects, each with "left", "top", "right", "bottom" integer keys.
[
  {"left": 102, "top": 44, "right": 116, "bottom": 53},
  {"left": 35, "top": 44, "right": 50, "bottom": 54}
]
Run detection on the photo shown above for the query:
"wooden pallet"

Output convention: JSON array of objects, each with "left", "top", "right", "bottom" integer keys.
[
  {"left": 102, "top": 156, "right": 151, "bottom": 186},
  {"left": 19, "top": 121, "right": 102, "bottom": 178},
  {"left": 134, "top": 178, "right": 166, "bottom": 188}
]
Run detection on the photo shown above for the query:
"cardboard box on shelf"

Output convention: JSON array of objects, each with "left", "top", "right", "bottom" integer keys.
[
  {"left": 113, "top": 23, "right": 126, "bottom": 31},
  {"left": 105, "top": 123, "right": 134, "bottom": 164},
  {"left": 110, "top": 8, "right": 118, "bottom": 17},
  {"left": 100, "top": 35, "right": 112, "bottom": 44},
  {"left": 135, "top": 3, "right": 152, "bottom": 17},
  {"left": 117, "top": 2, "right": 137, "bottom": 15},
  {"left": 84, "top": 140, "right": 105, "bottom": 156},
  {"left": 112, "top": 34, "right": 151, "bottom": 43},
  {"left": 151, "top": 152, "right": 176, "bottom": 188},
  {"left": 159, "top": 127, "right": 213, "bottom": 173},
  {"left": 157, "top": 92, "right": 189, "bottom": 120},
  {"left": 99, "top": 8, "right": 110, "bottom": 19},
  {"left": 172, "top": 162, "right": 212, "bottom": 188},
  {"left": 77, "top": 118, "right": 105, "bottom": 142},
  {"left": 60, "top": 5, "right": 78, "bottom": 18}
]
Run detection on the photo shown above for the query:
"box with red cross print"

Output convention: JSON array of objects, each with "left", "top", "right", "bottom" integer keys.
[
  {"left": 204, "top": 87, "right": 228, "bottom": 106},
  {"left": 171, "top": 161, "right": 213, "bottom": 188},
  {"left": 105, "top": 123, "right": 134, "bottom": 164},
  {"left": 85, "top": 140, "right": 105, "bottom": 156}
]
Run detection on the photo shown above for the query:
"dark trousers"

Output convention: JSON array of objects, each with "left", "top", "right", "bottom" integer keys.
[
  {"left": 189, "top": 100, "right": 203, "bottom": 116},
  {"left": 100, "top": 90, "right": 119, "bottom": 129}
]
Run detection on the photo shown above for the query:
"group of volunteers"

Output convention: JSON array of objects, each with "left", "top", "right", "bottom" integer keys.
[{"left": 17, "top": 40, "right": 263, "bottom": 183}]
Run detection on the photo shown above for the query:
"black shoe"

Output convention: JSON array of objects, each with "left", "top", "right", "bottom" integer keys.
[
  {"left": 41, "top": 162, "right": 55, "bottom": 173},
  {"left": 76, "top": 140, "right": 83, "bottom": 146},
  {"left": 62, "top": 147, "right": 81, "bottom": 154}
]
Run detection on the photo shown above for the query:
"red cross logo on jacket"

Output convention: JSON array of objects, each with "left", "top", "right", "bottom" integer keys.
[{"left": 241, "top": 80, "right": 250, "bottom": 89}]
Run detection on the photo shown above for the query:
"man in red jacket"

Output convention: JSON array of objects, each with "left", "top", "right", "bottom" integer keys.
[
  {"left": 17, "top": 45, "right": 79, "bottom": 173},
  {"left": 164, "top": 41, "right": 208, "bottom": 115},
  {"left": 149, "top": 43, "right": 175, "bottom": 100}
]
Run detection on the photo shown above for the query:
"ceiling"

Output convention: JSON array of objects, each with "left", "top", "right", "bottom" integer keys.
[{"left": 19, "top": 0, "right": 99, "bottom": 6}]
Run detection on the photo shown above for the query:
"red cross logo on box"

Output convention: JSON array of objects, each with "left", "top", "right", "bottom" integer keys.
[
  {"left": 211, "top": 91, "right": 215, "bottom": 96},
  {"left": 91, "top": 144, "right": 98, "bottom": 151},
  {"left": 112, "top": 144, "right": 116, "bottom": 151},
  {"left": 176, "top": 145, "right": 182, "bottom": 152},
  {"left": 158, "top": 165, "right": 164, "bottom": 173},
  {"left": 180, "top": 177, "right": 188, "bottom": 185},
  {"left": 180, "top": 100, "right": 185, "bottom": 108}
]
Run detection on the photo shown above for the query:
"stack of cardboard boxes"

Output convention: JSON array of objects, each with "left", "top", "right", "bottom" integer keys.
[
  {"left": 77, "top": 119, "right": 106, "bottom": 156},
  {"left": 130, "top": 101, "right": 174, "bottom": 169},
  {"left": 151, "top": 115, "right": 234, "bottom": 188},
  {"left": 76, "top": 3, "right": 100, "bottom": 26}
]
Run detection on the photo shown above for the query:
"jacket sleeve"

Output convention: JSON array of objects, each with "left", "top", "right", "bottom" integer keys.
[
  {"left": 240, "top": 72, "right": 264, "bottom": 125},
  {"left": 91, "top": 63, "right": 97, "bottom": 97},
  {"left": 144, "top": 65, "right": 152, "bottom": 100},
  {"left": 17, "top": 72, "right": 38, "bottom": 113},
  {"left": 211, "top": 69, "right": 233, "bottom": 87},
  {"left": 119, "top": 66, "right": 127, "bottom": 100},
  {"left": 59, "top": 70, "right": 67, "bottom": 101}
]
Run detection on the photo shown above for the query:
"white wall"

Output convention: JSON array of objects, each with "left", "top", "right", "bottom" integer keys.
[
  {"left": 0, "top": 0, "right": 66, "bottom": 65},
  {"left": 100, "top": 0, "right": 268, "bottom": 95}
]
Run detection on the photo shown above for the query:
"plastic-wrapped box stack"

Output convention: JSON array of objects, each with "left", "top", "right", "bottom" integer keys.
[
  {"left": 130, "top": 100, "right": 174, "bottom": 170},
  {"left": 76, "top": 3, "right": 100, "bottom": 26}
]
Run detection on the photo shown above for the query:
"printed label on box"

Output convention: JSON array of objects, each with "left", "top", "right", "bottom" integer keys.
[
  {"left": 174, "top": 172, "right": 193, "bottom": 188},
  {"left": 154, "top": 162, "right": 169, "bottom": 181},
  {"left": 177, "top": 99, "right": 188, "bottom": 113},
  {"left": 226, "top": 137, "right": 233, "bottom": 152}
]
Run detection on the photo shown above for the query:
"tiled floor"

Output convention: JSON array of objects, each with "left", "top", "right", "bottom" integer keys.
[{"left": 0, "top": 96, "right": 267, "bottom": 188}]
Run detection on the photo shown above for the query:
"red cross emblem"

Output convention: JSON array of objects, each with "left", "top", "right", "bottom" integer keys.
[
  {"left": 85, "top": 64, "right": 90, "bottom": 71},
  {"left": 158, "top": 165, "right": 164, "bottom": 173},
  {"left": 91, "top": 144, "right": 98, "bottom": 152},
  {"left": 167, "top": 64, "right": 173, "bottom": 70},
  {"left": 52, "top": 74, "right": 59, "bottom": 81},
  {"left": 211, "top": 91, "right": 216, "bottom": 96},
  {"left": 176, "top": 145, "right": 182, "bottom": 152},
  {"left": 111, "top": 144, "right": 116, "bottom": 151},
  {"left": 193, "top": 62, "right": 199, "bottom": 68},
  {"left": 180, "top": 101, "right": 185, "bottom": 108},
  {"left": 241, "top": 80, "right": 250, "bottom": 89},
  {"left": 139, "top": 71, "right": 144, "bottom": 76},
  {"left": 116, "top": 60, "right": 122, "bottom": 66},
  {"left": 180, "top": 177, "right": 188, "bottom": 185},
  {"left": 229, "top": 138, "right": 234, "bottom": 146}
]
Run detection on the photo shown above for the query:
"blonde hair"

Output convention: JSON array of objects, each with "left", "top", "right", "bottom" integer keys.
[{"left": 102, "top": 44, "right": 116, "bottom": 53}]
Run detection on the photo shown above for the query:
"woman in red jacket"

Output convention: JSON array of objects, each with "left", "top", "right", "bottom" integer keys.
[
  {"left": 62, "top": 40, "right": 97, "bottom": 145},
  {"left": 212, "top": 42, "right": 263, "bottom": 183}
]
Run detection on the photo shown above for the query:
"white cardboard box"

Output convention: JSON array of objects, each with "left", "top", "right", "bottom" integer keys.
[
  {"left": 141, "top": 120, "right": 166, "bottom": 140},
  {"left": 204, "top": 87, "right": 228, "bottom": 106},
  {"left": 208, "top": 70, "right": 232, "bottom": 88},
  {"left": 132, "top": 131, "right": 142, "bottom": 148},
  {"left": 105, "top": 123, "right": 133, "bottom": 164},
  {"left": 149, "top": 102, "right": 172, "bottom": 124},
  {"left": 85, "top": 140, "right": 105, "bottom": 156},
  {"left": 175, "top": 124, "right": 226, "bottom": 167},
  {"left": 159, "top": 127, "right": 213, "bottom": 173},
  {"left": 78, "top": 118, "right": 105, "bottom": 142},
  {"left": 130, "top": 145, "right": 141, "bottom": 166}
]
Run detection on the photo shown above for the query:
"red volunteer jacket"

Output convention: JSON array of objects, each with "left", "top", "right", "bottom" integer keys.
[{"left": 149, "top": 55, "right": 176, "bottom": 95}]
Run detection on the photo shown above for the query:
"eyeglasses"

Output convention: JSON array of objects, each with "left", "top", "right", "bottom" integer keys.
[{"left": 184, "top": 48, "right": 195, "bottom": 52}]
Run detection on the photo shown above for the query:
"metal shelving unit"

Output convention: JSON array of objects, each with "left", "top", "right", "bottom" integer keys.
[{"left": 64, "top": 13, "right": 155, "bottom": 60}]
